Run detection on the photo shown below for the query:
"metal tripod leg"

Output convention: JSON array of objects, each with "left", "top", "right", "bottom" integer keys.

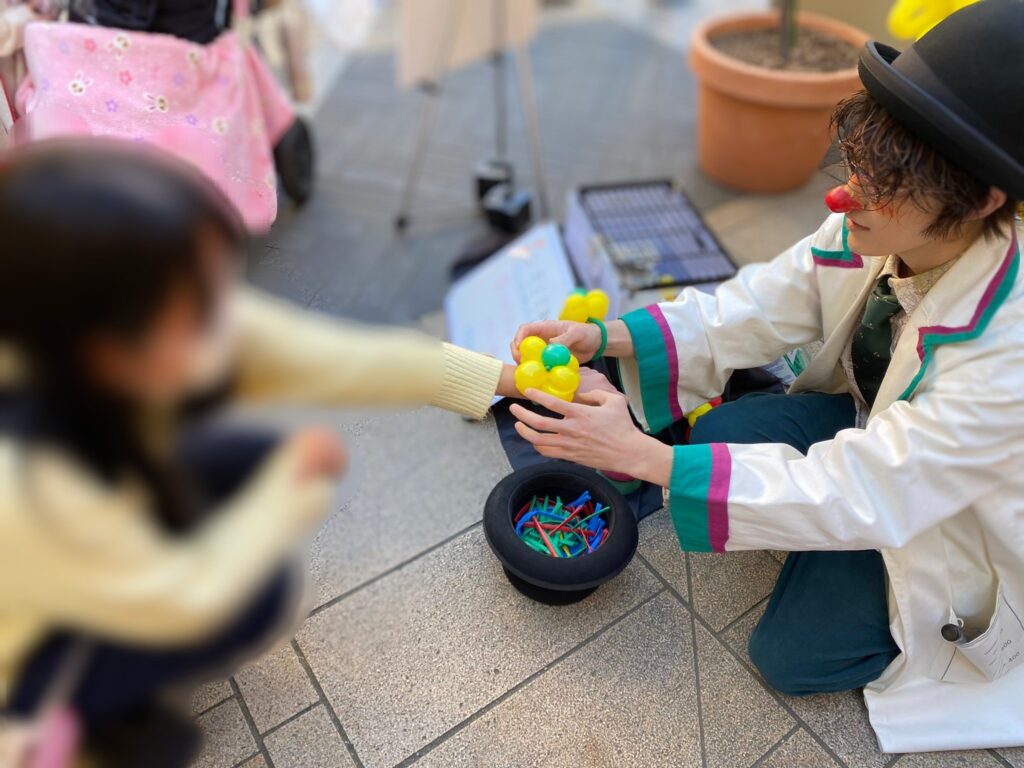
[
  {"left": 394, "top": 0, "right": 463, "bottom": 232},
  {"left": 394, "top": 0, "right": 549, "bottom": 230},
  {"left": 514, "top": 42, "right": 550, "bottom": 220},
  {"left": 493, "top": 0, "right": 507, "bottom": 162},
  {"left": 394, "top": 81, "right": 443, "bottom": 231}
]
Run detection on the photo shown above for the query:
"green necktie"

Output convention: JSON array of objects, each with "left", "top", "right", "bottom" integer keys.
[{"left": 852, "top": 274, "right": 902, "bottom": 408}]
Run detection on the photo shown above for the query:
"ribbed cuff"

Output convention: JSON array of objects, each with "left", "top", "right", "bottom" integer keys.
[{"left": 431, "top": 343, "right": 503, "bottom": 420}]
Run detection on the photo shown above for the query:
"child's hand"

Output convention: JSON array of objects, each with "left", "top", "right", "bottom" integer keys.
[
  {"left": 576, "top": 367, "right": 618, "bottom": 398},
  {"left": 496, "top": 363, "right": 520, "bottom": 399},
  {"left": 291, "top": 428, "right": 348, "bottom": 483},
  {"left": 510, "top": 320, "right": 603, "bottom": 363}
]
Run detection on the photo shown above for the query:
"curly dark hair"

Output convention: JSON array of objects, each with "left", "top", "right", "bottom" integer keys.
[{"left": 830, "top": 90, "right": 1019, "bottom": 239}]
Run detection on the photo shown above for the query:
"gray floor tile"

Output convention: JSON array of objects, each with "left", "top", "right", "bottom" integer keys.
[
  {"left": 238, "top": 758, "right": 267, "bottom": 768},
  {"left": 893, "top": 751, "right": 1005, "bottom": 767},
  {"left": 689, "top": 551, "right": 781, "bottom": 633},
  {"left": 760, "top": 729, "right": 841, "bottom": 768},
  {"left": 264, "top": 706, "right": 356, "bottom": 768},
  {"left": 784, "top": 692, "right": 890, "bottom": 768},
  {"left": 715, "top": 222, "right": 797, "bottom": 270},
  {"left": 638, "top": 514, "right": 782, "bottom": 632},
  {"left": 768, "top": 551, "right": 789, "bottom": 565},
  {"left": 245, "top": 247, "right": 323, "bottom": 309},
  {"left": 234, "top": 643, "right": 319, "bottom": 733},
  {"left": 307, "top": 407, "right": 511, "bottom": 606},
  {"left": 191, "top": 680, "right": 233, "bottom": 716},
  {"left": 694, "top": 621, "right": 794, "bottom": 767},
  {"left": 702, "top": 171, "right": 837, "bottom": 241},
  {"left": 720, "top": 605, "right": 888, "bottom": 768},
  {"left": 192, "top": 699, "right": 258, "bottom": 768},
  {"left": 415, "top": 593, "right": 701, "bottom": 768},
  {"left": 296, "top": 527, "right": 660, "bottom": 768},
  {"left": 708, "top": 169, "right": 838, "bottom": 270},
  {"left": 637, "top": 511, "right": 689, "bottom": 602},
  {"left": 998, "top": 748, "right": 1024, "bottom": 767},
  {"left": 417, "top": 309, "right": 448, "bottom": 339}
]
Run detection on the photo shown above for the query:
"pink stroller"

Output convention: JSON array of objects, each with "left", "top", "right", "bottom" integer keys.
[{"left": 11, "top": 0, "right": 314, "bottom": 232}]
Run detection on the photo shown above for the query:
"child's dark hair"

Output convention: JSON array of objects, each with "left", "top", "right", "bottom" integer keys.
[
  {"left": 831, "top": 90, "right": 1019, "bottom": 239},
  {"left": 0, "top": 140, "right": 246, "bottom": 530},
  {"left": 0, "top": 140, "right": 244, "bottom": 376}
]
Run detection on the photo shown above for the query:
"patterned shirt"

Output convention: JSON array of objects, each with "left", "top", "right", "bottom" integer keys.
[{"left": 842, "top": 254, "right": 960, "bottom": 426}]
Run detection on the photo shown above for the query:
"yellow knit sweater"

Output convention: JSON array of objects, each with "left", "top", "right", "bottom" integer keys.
[{"left": 0, "top": 288, "right": 503, "bottom": 704}]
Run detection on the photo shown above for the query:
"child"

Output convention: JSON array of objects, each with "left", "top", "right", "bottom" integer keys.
[
  {"left": 510, "top": 0, "right": 1024, "bottom": 754},
  {"left": 0, "top": 140, "right": 520, "bottom": 766}
]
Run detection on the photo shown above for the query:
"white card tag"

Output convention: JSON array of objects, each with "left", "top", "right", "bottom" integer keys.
[
  {"left": 957, "top": 586, "right": 1024, "bottom": 681},
  {"left": 933, "top": 585, "right": 1024, "bottom": 683}
]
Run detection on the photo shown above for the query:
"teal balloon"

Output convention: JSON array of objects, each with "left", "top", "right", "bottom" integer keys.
[
  {"left": 541, "top": 343, "right": 572, "bottom": 370},
  {"left": 572, "top": 287, "right": 587, "bottom": 296}
]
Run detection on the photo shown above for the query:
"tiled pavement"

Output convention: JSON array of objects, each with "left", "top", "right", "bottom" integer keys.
[{"left": 192, "top": 2, "right": 1024, "bottom": 767}]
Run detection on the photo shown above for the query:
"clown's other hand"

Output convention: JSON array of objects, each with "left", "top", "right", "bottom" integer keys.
[
  {"left": 510, "top": 320, "right": 602, "bottom": 363},
  {"left": 576, "top": 367, "right": 618, "bottom": 398},
  {"left": 509, "top": 389, "right": 672, "bottom": 486}
]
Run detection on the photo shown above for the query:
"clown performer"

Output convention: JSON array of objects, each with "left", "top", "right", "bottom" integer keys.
[{"left": 510, "top": 1, "right": 1024, "bottom": 754}]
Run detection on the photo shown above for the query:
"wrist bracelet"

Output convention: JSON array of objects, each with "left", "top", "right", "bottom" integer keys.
[{"left": 588, "top": 317, "right": 608, "bottom": 361}]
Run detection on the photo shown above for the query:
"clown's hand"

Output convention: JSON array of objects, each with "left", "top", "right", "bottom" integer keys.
[
  {"left": 509, "top": 389, "right": 672, "bottom": 486},
  {"left": 510, "top": 320, "right": 602, "bottom": 364},
  {"left": 576, "top": 367, "right": 618, "bottom": 398}
]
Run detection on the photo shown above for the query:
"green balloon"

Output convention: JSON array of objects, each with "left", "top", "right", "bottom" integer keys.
[{"left": 541, "top": 343, "right": 572, "bottom": 370}]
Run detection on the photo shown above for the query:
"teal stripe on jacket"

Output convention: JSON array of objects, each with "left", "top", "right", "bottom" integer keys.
[
  {"left": 667, "top": 444, "right": 714, "bottom": 553},
  {"left": 620, "top": 307, "right": 674, "bottom": 433}
]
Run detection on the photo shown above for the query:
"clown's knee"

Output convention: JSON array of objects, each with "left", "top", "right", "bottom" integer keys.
[{"left": 748, "top": 619, "right": 808, "bottom": 696}]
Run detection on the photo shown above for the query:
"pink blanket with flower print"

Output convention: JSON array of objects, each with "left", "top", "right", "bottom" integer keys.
[{"left": 16, "top": 21, "right": 295, "bottom": 232}]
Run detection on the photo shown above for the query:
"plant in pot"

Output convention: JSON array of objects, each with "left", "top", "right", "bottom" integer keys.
[{"left": 689, "top": 1, "right": 870, "bottom": 193}]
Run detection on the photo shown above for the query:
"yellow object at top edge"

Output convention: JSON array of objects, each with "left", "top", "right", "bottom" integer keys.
[{"left": 887, "top": 0, "right": 979, "bottom": 40}]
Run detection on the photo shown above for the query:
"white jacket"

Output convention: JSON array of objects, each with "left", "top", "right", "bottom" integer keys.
[{"left": 618, "top": 213, "right": 1024, "bottom": 753}]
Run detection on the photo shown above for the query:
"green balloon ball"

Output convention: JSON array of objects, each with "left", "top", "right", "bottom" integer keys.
[
  {"left": 572, "top": 287, "right": 587, "bottom": 296},
  {"left": 541, "top": 343, "right": 572, "bottom": 370}
]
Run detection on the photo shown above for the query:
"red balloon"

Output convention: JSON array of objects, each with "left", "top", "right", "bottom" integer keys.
[{"left": 824, "top": 185, "right": 863, "bottom": 213}]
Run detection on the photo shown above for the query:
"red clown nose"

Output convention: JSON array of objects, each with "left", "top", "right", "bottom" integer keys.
[{"left": 824, "top": 185, "right": 862, "bottom": 213}]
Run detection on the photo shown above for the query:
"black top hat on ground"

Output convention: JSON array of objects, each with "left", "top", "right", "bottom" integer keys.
[
  {"left": 858, "top": 0, "right": 1024, "bottom": 200},
  {"left": 483, "top": 463, "right": 638, "bottom": 605}
]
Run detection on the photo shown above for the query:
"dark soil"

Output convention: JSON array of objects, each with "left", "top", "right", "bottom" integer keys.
[{"left": 710, "top": 27, "right": 861, "bottom": 72}]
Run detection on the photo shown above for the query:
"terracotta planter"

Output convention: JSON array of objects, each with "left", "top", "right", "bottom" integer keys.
[{"left": 689, "top": 12, "right": 869, "bottom": 193}]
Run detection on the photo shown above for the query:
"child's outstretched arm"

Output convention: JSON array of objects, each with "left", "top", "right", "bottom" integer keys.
[{"left": 231, "top": 288, "right": 517, "bottom": 419}]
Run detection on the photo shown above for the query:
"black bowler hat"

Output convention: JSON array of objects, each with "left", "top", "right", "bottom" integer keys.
[{"left": 858, "top": 0, "right": 1024, "bottom": 200}]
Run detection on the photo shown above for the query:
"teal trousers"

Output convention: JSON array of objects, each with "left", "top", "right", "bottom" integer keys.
[{"left": 688, "top": 392, "right": 900, "bottom": 695}]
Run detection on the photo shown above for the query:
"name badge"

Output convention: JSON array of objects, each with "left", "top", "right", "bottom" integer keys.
[{"left": 933, "top": 584, "right": 1024, "bottom": 683}]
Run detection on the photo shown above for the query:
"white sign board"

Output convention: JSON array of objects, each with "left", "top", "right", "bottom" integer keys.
[{"left": 445, "top": 221, "right": 575, "bottom": 368}]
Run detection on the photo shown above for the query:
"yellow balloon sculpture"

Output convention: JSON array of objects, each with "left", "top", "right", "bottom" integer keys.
[
  {"left": 559, "top": 288, "right": 610, "bottom": 324},
  {"left": 514, "top": 336, "right": 581, "bottom": 402},
  {"left": 887, "top": 0, "right": 978, "bottom": 39}
]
